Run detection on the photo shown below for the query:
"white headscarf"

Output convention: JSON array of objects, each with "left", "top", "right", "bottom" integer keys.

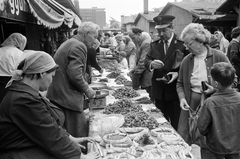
[
  {"left": 6, "top": 51, "right": 57, "bottom": 87},
  {"left": 1, "top": 33, "right": 27, "bottom": 51}
]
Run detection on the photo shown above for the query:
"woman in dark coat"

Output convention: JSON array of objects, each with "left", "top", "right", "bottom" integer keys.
[{"left": 0, "top": 51, "right": 98, "bottom": 159}]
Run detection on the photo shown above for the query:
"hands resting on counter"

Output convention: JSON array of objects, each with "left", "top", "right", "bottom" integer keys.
[{"left": 69, "top": 135, "right": 100, "bottom": 159}]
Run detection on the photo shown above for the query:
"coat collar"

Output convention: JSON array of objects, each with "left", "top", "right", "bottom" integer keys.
[
  {"left": 73, "top": 34, "right": 85, "bottom": 44},
  {"left": 8, "top": 81, "right": 40, "bottom": 97}
]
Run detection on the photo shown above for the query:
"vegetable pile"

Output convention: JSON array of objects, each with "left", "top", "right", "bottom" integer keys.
[
  {"left": 114, "top": 75, "right": 128, "bottom": 85},
  {"left": 103, "top": 99, "right": 143, "bottom": 115},
  {"left": 123, "top": 111, "right": 159, "bottom": 129},
  {"left": 98, "top": 59, "right": 119, "bottom": 72},
  {"left": 136, "top": 134, "right": 155, "bottom": 146},
  {"left": 99, "top": 78, "right": 108, "bottom": 82},
  {"left": 106, "top": 71, "right": 121, "bottom": 78},
  {"left": 112, "top": 87, "right": 140, "bottom": 99}
]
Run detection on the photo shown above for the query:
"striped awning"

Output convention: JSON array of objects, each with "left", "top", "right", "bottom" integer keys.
[{"left": 26, "top": 0, "right": 81, "bottom": 29}]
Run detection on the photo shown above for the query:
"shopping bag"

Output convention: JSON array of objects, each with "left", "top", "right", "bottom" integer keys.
[{"left": 188, "top": 94, "right": 206, "bottom": 147}]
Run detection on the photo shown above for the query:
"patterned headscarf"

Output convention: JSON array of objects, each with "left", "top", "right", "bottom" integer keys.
[
  {"left": 1, "top": 33, "right": 27, "bottom": 51},
  {"left": 6, "top": 51, "right": 57, "bottom": 87}
]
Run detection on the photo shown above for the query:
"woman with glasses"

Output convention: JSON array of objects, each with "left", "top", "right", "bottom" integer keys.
[{"left": 176, "top": 23, "right": 234, "bottom": 158}]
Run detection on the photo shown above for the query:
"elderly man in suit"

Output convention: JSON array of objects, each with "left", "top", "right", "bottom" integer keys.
[
  {"left": 145, "top": 15, "right": 188, "bottom": 130},
  {"left": 47, "top": 22, "right": 99, "bottom": 153},
  {"left": 128, "top": 27, "right": 153, "bottom": 100}
]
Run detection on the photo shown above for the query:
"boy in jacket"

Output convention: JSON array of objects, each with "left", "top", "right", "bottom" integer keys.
[{"left": 198, "top": 62, "right": 240, "bottom": 159}]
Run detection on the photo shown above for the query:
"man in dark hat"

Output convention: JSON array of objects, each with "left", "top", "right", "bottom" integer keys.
[{"left": 145, "top": 14, "right": 189, "bottom": 130}]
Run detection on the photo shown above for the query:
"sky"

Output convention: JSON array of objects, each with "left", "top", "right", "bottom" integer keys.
[{"left": 78, "top": 0, "right": 178, "bottom": 22}]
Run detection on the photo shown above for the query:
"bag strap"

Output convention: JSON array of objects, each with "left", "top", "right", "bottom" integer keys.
[{"left": 189, "top": 93, "right": 206, "bottom": 116}]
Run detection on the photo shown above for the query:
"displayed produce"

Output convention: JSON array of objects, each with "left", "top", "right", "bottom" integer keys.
[
  {"left": 98, "top": 59, "right": 119, "bottom": 72},
  {"left": 157, "top": 133, "right": 181, "bottom": 143},
  {"left": 178, "top": 150, "right": 194, "bottom": 159},
  {"left": 133, "top": 133, "right": 157, "bottom": 150},
  {"left": 132, "top": 147, "right": 144, "bottom": 158},
  {"left": 103, "top": 132, "right": 132, "bottom": 148},
  {"left": 99, "top": 78, "right": 109, "bottom": 82},
  {"left": 150, "top": 127, "right": 176, "bottom": 137},
  {"left": 112, "top": 87, "right": 140, "bottom": 99},
  {"left": 135, "top": 97, "right": 153, "bottom": 104},
  {"left": 138, "top": 149, "right": 166, "bottom": 159},
  {"left": 158, "top": 122, "right": 172, "bottom": 128},
  {"left": 123, "top": 111, "right": 159, "bottom": 129},
  {"left": 162, "top": 153, "right": 178, "bottom": 159},
  {"left": 118, "top": 127, "right": 149, "bottom": 139},
  {"left": 114, "top": 152, "right": 136, "bottom": 159},
  {"left": 107, "top": 71, "right": 121, "bottom": 78},
  {"left": 87, "top": 142, "right": 102, "bottom": 158},
  {"left": 147, "top": 107, "right": 163, "bottom": 113},
  {"left": 114, "top": 75, "right": 128, "bottom": 85},
  {"left": 103, "top": 99, "right": 143, "bottom": 115},
  {"left": 157, "top": 141, "right": 191, "bottom": 153}
]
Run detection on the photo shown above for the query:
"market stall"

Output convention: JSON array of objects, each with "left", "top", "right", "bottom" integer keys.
[{"left": 86, "top": 63, "right": 195, "bottom": 159}]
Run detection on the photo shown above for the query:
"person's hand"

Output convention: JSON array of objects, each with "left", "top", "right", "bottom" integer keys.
[
  {"left": 180, "top": 98, "right": 190, "bottom": 111},
  {"left": 201, "top": 82, "right": 215, "bottom": 95},
  {"left": 74, "top": 137, "right": 95, "bottom": 144},
  {"left": 99, "top": 69, "right": 103, "bottom": 74},
  {"left": 151, "top": 60, "right": 164, "bottom": 69},
  {"left": 69, "top": 136, "right": 93, "bottom": 150},
  {"left": 86, "top": 87, "right": 96, "bottom": 99},
  {"left": 166, "top": 72, "right": 178, "bottom": 84},
  {"left": 127, "top": 70, "right": 134, "bottom": 79}
]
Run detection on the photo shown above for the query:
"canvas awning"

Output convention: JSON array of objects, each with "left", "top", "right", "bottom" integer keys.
[{"left": 26, "top": 0, "right": 81, "bottom": 29}]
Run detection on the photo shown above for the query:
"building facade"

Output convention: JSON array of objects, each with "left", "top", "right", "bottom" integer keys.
[{"left": 80, "top": 7, "right": 106, "bottom": 29}]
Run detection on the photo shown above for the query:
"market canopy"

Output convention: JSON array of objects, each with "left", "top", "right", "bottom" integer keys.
[{"left": 26, "top": 0, "right": 81, "bottom": 29}]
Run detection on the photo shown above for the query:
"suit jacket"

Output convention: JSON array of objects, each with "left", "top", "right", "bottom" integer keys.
[
  {"left": 134, "top": 35, "right": 153, "bottom": 88},
  {"left": 145, "top": 34, "right": 188, "bottom": 100},
  {"left": 47, "top": 35, "right": 90, "bottom": 112}
]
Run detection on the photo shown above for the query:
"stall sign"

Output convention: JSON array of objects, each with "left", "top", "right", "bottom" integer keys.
[{"left": 0, "top": 0, "right": 36, "bottom": 23}]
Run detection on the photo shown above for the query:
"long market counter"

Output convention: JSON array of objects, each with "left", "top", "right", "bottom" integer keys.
[{"left": 85, "top": 68, "right": 196, "bottom": 159}]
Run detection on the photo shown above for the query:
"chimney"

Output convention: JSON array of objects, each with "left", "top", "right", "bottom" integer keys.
[{"left": 143, "top": 0, "right": 148, "bottom": 14}]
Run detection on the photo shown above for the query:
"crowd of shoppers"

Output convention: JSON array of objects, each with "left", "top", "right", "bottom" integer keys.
[{"left": 0, "top": 11, "right": 240, "bottom": 159}]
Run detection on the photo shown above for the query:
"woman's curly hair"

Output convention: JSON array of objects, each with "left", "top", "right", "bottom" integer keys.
[{"left": 180, "top": 23, "right": 211, "bottom": 45}]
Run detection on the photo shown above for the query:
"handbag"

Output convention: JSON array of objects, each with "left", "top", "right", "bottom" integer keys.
[{"left": 188, "top": 94, "right": 206, "bottom": 147}]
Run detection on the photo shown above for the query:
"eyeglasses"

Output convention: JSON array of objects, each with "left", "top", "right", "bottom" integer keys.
[{"left": 183, "top": 39, "right": 195, "bottom": 48}]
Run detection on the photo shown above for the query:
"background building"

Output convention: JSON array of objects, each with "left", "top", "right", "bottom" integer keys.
[{"left": 80, "top": 7, "right": 106, "bottom": 29}]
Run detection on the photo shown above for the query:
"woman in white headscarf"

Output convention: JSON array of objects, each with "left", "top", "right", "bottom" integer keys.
[
  {"left": 0, "top": 51, "right": 99, "bottom": 159},
  {"left": 0, "top": 33, "right": 27, "bottom": 102}
]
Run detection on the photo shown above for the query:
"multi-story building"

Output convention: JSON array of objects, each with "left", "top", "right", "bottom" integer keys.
[{"left": 80, "top": 7, "right": 106, "bottom": 29}]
